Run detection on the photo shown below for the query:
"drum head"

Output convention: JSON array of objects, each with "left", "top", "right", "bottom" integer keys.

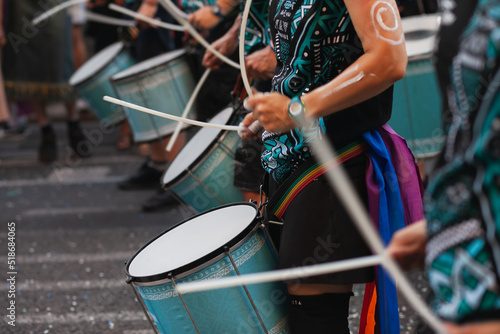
[
  {"left": 70, "top": 42, "right": 125, "bottom": 86},
  {"left": 111, "top": 49, "right": 186, "bottom": 81},
  {"left": 402, "top": 14, "right": 440, "bottom": 58},
  {"left": 162, "top": 107, "right": 234, "bottom": 185},
  {"left": 126, "top": 203, "right": 258, "bottom": 281}
]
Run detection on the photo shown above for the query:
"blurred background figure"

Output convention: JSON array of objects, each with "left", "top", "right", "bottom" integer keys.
[{"left": 2, "top": 0, "right": 87, "bottom": 163}]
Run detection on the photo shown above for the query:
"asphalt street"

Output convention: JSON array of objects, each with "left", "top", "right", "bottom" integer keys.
[{"left": 0, "top": 109, "right": 431, "bottom": 334}]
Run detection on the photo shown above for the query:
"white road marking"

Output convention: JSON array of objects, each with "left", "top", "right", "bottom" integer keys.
[
  {"left": 0, "top": 251, "right": 133, "bottom": 264},
  {"left": 1, "top": 278, "right": 128, "bottom": 292},
  {"left": 22, "top": 206, "right": 138, "bottom": 217},
  {"left": 15, "top": 311, "right": 148, "bottom": 324}
]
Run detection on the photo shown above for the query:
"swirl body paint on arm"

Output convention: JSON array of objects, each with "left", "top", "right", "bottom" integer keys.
[{"left": 370, "top": 0, "right": 404, "bottom": 45}]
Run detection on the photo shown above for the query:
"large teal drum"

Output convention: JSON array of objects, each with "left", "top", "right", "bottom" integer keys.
[
  {"left": 110, "top": 49, "right": 195, "bottom": 143},
  {"left": 389, "top": 14, "right": 445, "bottom": 158},
  {"left": 69, "top": 42, "right": 135, "bottom": 125},
  {"left": 126, "top": 203, "right": 290, "bottom": 334},
  {"left": 161, "top": 107, "right": 244, "bottom": 214}
]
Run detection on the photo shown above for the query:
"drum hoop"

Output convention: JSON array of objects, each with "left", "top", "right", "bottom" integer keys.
[
  {"left": 408, "top": 52, "right": 433, "bottom": 62},
  {"left": 126, "top": 202, "right": 261, "bottom": 283},
  {"left": 110, "top": 50, "right": 187, "bottom": 83},
  {"left": 162, "top": 109, "right": 238, "bottom": 188},
  {"left": 70, "top": 42, "right": 128, "bottom": 87}
]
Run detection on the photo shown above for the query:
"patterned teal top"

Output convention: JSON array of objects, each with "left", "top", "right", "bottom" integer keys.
[
  {"left": 425, "top": 0, "right": 500, "bottom": 322},
  {"left": 263, "top": 0, "right": 392, "bottom": 183}
]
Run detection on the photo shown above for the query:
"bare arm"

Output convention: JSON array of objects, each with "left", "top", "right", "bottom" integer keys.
[{"left": 247, "top": 0, "right": 407, "bottom": 133}]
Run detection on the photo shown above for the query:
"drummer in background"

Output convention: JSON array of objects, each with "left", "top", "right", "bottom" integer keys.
[
  {"left": 2, "top": 0, "right": 88, "bottom": 163},
  {"left": 240, "top": 0, "right": 419, "bottom": 332},
  {"left": 386, "top": 0, "right": 500, "bottom": 333},
  {"left": 183, "top": 0, "right": 241, "bottom": 122},
  {"left": 198, "top": 0, "right": 275, "bottom": 205},
  {"left": 104, "top": 0, "right": 188, "bottom": 213}
]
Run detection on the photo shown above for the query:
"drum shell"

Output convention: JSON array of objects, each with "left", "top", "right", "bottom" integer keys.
[
  {"left": 111, "top": 50, "right": 195, "bottom": 143},
  {"left": 162, "top": 108, "right": 244, "bottom": 213},
  {"left": 126, "top": 203, "right": 289, "bottom": 334},
  {"left": 388, "top": 14, "right": 445, "bottom": 158},
  {"left": 70, "top": 42, "right": 135, "bottom": 125}
]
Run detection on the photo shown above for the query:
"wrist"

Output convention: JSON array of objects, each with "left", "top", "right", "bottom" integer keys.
[
  {"left": 210, "top": 3, "right": 225, "bottom": 18},
  {"left": 143, "top": 0, "right": 157, "bottom": 6},
  {"left": 288, "top": 96, "right": 307, "bottom": 126}
]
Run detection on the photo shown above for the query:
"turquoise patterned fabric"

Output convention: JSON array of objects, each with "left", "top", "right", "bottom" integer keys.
[
  {"left": 425, "top": 0, "right": 500, "bottom": 322},
  {"left": 263, "top": 0, "right": 359, "bottom": 183}
]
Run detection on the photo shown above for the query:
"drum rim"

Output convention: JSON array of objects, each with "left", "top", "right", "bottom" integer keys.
[
  {"left": 70, "top": 41, "right": 129, "bottom": 87},
  {"left": 125, "top": 202, "right": 261, "bottom": 283},
  {"left": 110, "top": 49, "right": 187, "bottom": 83},
  {"left": 161, "top": 107, "right": 238, "bottom": 187}
]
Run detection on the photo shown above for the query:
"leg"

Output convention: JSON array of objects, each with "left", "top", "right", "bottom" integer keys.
[
  {"left": 287, "top": 284, "right": 353, "bottom": 334},
  {"left": 33, "top": 101, "right": 58, "bottom": 163}
]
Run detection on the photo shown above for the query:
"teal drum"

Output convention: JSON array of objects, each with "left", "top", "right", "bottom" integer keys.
[
  {"left": 110, "top": 49, "right": 195, "bottom": 143},
  {"left": 161, "top": 107, "right": 244, "bottom": 214},
  {"left": 69, "top": 42, "right": 135, "bottom": 125},
  {"left": 126, "top": 203, "right": 290, "bottom": 334},
  {"left": 389, "top": 14, "right": 445, "bottom": 158}
]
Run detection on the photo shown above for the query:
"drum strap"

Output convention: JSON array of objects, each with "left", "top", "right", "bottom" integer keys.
[{"left": 266, "top": 140, "right": 367, "bottom": 220}]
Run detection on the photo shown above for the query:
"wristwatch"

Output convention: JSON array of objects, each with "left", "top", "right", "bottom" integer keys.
[
  {"left": 210, "top": 3, "right": 225, "bottom": 18},
  {"left": 288, "top": 96, "right": 307, "bottom": 125}
]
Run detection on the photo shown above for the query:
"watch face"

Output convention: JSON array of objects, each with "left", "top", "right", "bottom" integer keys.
[{"left": 289, "top": 101, "right": 303, "bottom": 116}]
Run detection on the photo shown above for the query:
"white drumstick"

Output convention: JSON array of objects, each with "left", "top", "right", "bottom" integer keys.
[
  {"left": 239, "top": 0, "right": 254, "bottom": 99},
  {"left": 103, "top": 96, "right": 244, "bottom": 131},
  {"left": 177, "top": 255, "right": 382, "bottom": 293},
  {"left": 32, "top": 0, "right": 88, "bottom": 25},
  {"left": 166, "top": 68, "right": 211, "bottom": 151},
  {"left": 84, "top": 11, "right": 135, "bottom": 27},
  {"left": 108, "top": 3, "right": 185, "bottom": 32},
  {"left": 157, "top": 0, "right": 241, "bottom": 70}
]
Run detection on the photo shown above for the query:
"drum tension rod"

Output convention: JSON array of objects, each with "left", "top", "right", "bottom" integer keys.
[
  {"left": 224, "top": 246, "right": 269, "bottom": 334},
  {"left": 126, "top": 278, "right": 161, "bottom": 334},
  {"left": 169, "top": 273, "right": 202, "bottom": 334}
]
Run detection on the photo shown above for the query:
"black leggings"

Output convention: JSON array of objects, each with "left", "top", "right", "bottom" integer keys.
[{"left": 288, "top": 292, "right": 353, "bottom": 334}]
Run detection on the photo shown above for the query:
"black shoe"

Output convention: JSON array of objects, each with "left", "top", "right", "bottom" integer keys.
[
  {"left": 38, "top": 125, "right": 58, "bottom": 163},
  {"left": 142, "top": 190, "right": 178, "bottom": 212},
  {"left": 68, "top": 120, "right": 92, "bottom": 158},
  {"left": 118, "top": 160, "right": 164, "bottom": 190}
]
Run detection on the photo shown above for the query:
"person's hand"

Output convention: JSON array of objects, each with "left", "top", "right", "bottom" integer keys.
[
  {"left": 247, "top": 92, "right": 295, "bottom": 133},
  {"left": 188, "top": 6, "right": 221, "bottom": 31},
  {"left": 239, "top": 113, "right": 261, "bottom": 140},
  {"left": 386, "top": 219, "right": 427, "bottom": 271},
  {"left": 245, "top": 46, "right": 276, "bottom": 81},
  {"left": 202, "top": 28, "right": 238, "bottom": 69},
  {"left": 136, "top": 0, "right": 158, "bottom": 30},
  {"left": 445, "top": 321, "right": 500, "bottom": 334}
]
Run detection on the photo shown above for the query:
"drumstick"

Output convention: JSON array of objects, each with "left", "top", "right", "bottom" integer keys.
[
  {"left": 177, "top": 255, "right": 383, "bottom": 293},
  {"left": 103, "top": 96, "right": 245, "bottom": 131},
  {"left": 166, "top": 68, "right": 211, "bottom": 152},
  {"left": 84, "top": 11, "right": 135, "bottom": 27},
  {"left": 157, "top": 0, "right": 241, "bottom": 70},
  {"left": 108, "top": 3, "right": 185, "bottom": 32},
  {"left": 237, "top": 0, "right": 264, "bottom": 136},
  {"left": 32, "top": 0, "right": 89, "bottom": 25}
]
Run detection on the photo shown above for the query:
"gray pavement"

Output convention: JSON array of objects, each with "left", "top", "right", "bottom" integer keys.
[{"left": 0, "top": 114, "right": 431, "bottom": 334}]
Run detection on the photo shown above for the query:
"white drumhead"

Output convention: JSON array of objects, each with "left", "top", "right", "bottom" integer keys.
[
  {"left": 111, "top": 49, "right": 186, "bottom": 81},
  {"left": 70, "top": 42, "right": 124, "bottom": 86},
  {"left": 162, "top": 107, "right": 234, "bottom": 185},
  {"left": 402, "top": 14, "right": 440, "bottom": 58},
  {"left": 128, "top": 204, "right": 257, "bottom": 278}
]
